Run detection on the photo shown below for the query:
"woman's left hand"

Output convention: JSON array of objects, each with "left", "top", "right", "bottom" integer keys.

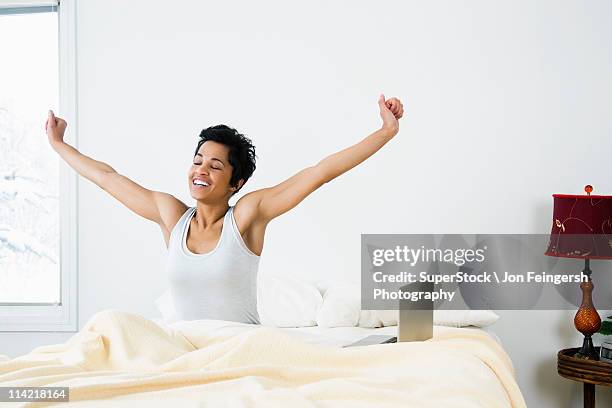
[{"left": 378, "top": 94, "right": 404, "bottom": 136}]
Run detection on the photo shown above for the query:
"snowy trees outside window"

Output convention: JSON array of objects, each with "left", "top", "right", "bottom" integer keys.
[{"left": 0, "top": 11, "right": 60, "bottom": 304}]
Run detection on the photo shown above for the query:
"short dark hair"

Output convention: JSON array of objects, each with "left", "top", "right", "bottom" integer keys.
[{"left": 194, "top": 124, "right": 256, "bottom": 195}]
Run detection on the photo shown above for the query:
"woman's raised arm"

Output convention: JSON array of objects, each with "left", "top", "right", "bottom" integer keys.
[
  {"left": 45, "top": 110, "right": 187, "bottom": 245},
  {"left": 240, "top": 94, "right": 405, "bottom": 223}
]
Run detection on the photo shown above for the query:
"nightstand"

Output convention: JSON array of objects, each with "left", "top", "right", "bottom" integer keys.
[{"left": 558, "top": 347, "right": 612, "bottom": 408}]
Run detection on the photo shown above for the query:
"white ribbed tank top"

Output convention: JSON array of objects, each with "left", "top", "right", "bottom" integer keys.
[{"left": 166, "top": 206, "right": 260, "bottom": 324}]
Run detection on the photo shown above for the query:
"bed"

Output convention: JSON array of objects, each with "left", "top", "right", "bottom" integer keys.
[{"left": 0, "top": 309, "right": 526, "bottom": 407}]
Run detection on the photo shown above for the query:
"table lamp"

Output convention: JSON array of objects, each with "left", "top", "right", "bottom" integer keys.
[{"left": 545, "top": 185, "right": 612, "bottom": 360}]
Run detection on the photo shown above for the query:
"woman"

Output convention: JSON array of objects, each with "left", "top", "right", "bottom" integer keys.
[{"left": 45, "top": 94, "right": 404, "bottom": 324}]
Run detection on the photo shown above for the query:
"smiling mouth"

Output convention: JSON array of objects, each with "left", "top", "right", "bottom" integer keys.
[{"left": 192, "top": 179, "right": 210, "bottom": 188}]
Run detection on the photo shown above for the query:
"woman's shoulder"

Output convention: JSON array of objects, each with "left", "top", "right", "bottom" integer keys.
[
  {"left": 233, "top": 192, "right": 265, "bottom": 232},
  {"left": 156, "top": 193, "right": 190, "bottom": 245}
]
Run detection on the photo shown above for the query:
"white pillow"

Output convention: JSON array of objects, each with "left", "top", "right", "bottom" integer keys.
[
  {"left": 433, "top": 309, "right": 499, "bottom": 328},
  {"left": 356, "top": 309, "right": 499, "bottom": 328},
  {"left": 316, "top": 284, "right": 360, "bottom": 328},
  {"left": 313, "top": 282, "right": 397, "bottom": 328},
  {"left": 313, "top": 282, "right": 399, "bottom": 328},
  {"left": 312, "top": 284, "right": 499, "bottom": 328},
  {"left": 258, "top": 275, "right": 323, "bottom": 327}
]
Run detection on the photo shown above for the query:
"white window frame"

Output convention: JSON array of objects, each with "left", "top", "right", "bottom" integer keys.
[{"left": 0, "top": 0, "right": 78, "bottom": 332}]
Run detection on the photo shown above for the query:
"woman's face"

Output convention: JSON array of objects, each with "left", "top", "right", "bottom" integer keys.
[{"left": 189, "top": 141, "right": 237, "bottom": 201}]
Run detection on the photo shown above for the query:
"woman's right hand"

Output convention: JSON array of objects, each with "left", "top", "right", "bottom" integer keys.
[{"left": 45, "top": 110, "right": 67, "bottom": 146}]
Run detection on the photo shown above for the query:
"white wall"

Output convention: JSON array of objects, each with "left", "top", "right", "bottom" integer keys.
[{"left": 2, "top": 0, "right": 612, "bottom": 406}]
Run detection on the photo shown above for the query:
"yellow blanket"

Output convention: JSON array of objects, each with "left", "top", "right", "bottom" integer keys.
[{"left": 0, "top": 310, "right": 526, "bottom": 407}]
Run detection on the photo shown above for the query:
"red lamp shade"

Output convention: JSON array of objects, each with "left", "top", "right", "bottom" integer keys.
[{"left": 545, "top": 189, "right": 612, "bottom": 259}]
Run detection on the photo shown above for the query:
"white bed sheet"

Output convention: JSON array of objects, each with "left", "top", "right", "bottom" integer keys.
[{"left": 151, "top": 317, "right": 502, "bottom": 348}]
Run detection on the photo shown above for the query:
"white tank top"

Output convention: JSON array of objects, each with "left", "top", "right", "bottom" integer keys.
[{"left": 166, "top": 206, "right": 260, "bottom": 324}]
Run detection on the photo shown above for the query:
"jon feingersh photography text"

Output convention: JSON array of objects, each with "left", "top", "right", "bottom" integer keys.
[{"left": 369, "top": 245, "right": 588, "bottom": 302}]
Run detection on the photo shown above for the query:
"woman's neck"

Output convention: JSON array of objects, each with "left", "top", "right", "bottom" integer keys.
[{"left": 193, "top": 202, "right": 229, "bottom": 229}]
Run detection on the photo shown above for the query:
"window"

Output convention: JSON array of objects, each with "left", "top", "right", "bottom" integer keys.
[{"left": 0, "top": 0, "right": 77, "bottom": 331}]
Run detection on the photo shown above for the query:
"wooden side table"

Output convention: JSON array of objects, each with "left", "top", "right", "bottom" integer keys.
[{"left": 558, "top": 347, "right": 612, "bottom": 408}]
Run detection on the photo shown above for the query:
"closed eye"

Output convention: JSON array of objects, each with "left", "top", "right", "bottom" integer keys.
[{"left": 192, "top": 161, "right": 222, "bottom": 170}]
